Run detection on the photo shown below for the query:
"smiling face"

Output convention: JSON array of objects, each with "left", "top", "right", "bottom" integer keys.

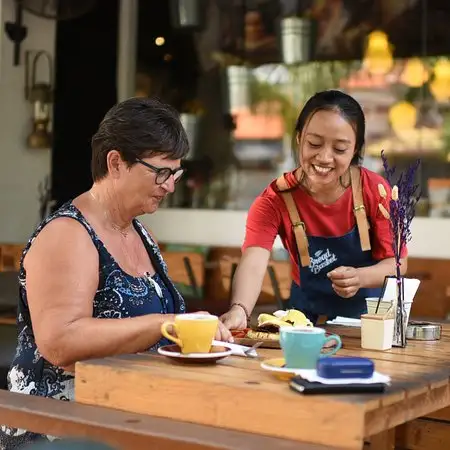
[
  {"left": 108, "top": 151, "right": 183, "bottom": 215},
  {"left": 298, "top": 109, "right": 357, "bottom": 190}
]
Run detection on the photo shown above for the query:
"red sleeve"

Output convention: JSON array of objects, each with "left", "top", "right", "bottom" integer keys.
[
  {"left": 242, "top": 191, "right": 283, "bottom": 252},
  {"left": 363, "top": 170, "right": 408, "bottom": 260}
]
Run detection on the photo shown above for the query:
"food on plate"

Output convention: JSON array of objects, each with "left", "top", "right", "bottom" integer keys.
[{"left": 233, "top": 309, "right": 313, "bottom": 341}]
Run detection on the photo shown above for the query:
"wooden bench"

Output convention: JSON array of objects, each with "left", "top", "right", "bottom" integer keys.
[{"left": 0, "top": 390, "right": 339, "bottom": 450}]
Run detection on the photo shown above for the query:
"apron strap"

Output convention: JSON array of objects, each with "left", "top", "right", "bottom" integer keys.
[
  {"left": 276, "top": 170, "right": 311, "bottom": 267},
  {"left": 349, "top": 166, "right": 371, "bottom": 252}
]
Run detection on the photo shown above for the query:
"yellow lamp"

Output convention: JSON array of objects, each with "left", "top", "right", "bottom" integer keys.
[
  {"left": 430, "top": 58, "right": 450, "bottom": 102},
  {"left": 400, "top": 58, "right": 429, "bottom": 87},
  {"left": 389, "top": 101, "right": 417, "bottom": 136},
  {"left": 362, "top": 31, "right": 394, "bottom": 75}
]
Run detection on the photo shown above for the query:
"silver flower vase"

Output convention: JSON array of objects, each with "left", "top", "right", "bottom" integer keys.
[{"left": 392, "top": 276, "right": 407, "bottom": 347}]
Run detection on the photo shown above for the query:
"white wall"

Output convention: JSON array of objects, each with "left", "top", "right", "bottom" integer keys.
[
  {"left": 140, "top": 210, "right": 450, "bottom": 259},
  {"left": 0, "top": 1, "right": 55, "bottom": 243}
]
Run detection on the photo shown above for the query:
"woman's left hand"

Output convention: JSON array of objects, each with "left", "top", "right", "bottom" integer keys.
[
  {"left": 327, "top": 266, "right": 361, "bottom": 298},
  {"left": 195, "top": 311, "right": 234, "bottom": 343}
]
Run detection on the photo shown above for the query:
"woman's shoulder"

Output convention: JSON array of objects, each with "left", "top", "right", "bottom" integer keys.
[{"left": 256, "top": 170, "right": 298, "bottom": 201}]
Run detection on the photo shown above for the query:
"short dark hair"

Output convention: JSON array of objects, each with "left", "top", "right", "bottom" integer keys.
[
  {"left": 91, "top": 97, "right": 190, "bottom": 181},
  {"left": 294, "top": 90, "right": 366, "bottom": 165}
]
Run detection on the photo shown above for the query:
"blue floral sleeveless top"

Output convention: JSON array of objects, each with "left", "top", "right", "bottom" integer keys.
[{"left": 0, "top": 202, "right": 185, "bottom": 448}]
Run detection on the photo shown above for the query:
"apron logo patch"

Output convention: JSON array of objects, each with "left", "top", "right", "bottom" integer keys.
[{"left": 310, "top": 249, "right": 337, "bottom": 275}]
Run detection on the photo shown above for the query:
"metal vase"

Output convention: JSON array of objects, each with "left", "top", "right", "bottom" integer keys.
[
  {"left": 170, "top": 0, "right": 205, "bottom": 30},
  {"left": 180, "top": 113, "right": 201, "bottom": 160},
  {"left": 392, "top": 276, "right": 408, "bottom": 347},
  {"left": 280, "top": 17, "right": 313, "bottom": 65},
  {"left": 225, "top": 65, "right": 251, "bottom": 113}
]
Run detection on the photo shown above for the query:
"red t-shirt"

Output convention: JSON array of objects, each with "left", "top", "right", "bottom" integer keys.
[{"left": 242, "top": 167, "right": 406, "bottom": 285}]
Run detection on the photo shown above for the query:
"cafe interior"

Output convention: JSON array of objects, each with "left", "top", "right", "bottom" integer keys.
[{"left": 1, "top": 0, "right": 450, "bottom": 449}]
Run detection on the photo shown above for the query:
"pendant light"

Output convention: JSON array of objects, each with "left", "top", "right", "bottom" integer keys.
[
  {"left": 363, "top": 30, "right": 394, "bottom": 76},
  {"left": 430, "top": 58, "right": 450, "bottom": 102}
]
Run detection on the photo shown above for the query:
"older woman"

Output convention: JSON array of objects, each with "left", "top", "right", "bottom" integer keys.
[
  {"left": 221, "top": 90, "right": 407, "bottom": 330},
  {"left": 0, "top": 97, "right": 231, "bottom": 448}
]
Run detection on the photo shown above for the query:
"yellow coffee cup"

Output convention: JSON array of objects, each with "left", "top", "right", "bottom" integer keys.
[{"left": 161, "top": 313, "right": 219, "bottom": 354}]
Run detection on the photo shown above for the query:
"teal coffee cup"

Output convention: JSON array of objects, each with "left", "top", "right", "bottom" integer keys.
[{"left": 279, "top": 326, "right": 342, "bottom": 369}]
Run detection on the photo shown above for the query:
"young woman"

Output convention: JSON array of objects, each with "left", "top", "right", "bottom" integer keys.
[{"left": 221, "top": 90, "right": 407, "bottom": 329}]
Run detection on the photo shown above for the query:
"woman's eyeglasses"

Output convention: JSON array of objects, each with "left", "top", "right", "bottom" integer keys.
[{"left": 135, "top": 158, "right": 185, "bottom": 185}]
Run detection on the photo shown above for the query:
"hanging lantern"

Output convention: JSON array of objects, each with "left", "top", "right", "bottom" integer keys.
[
  {"left": 430, "top": 58, "right": 450, "bottom": 102},
  {"left": 400, "top": 58, "right": 429, "bottom": 87},
  {"left": 280, "top": 17, "right": 313, "bottom": 65},
  {"left": 25, "top": 50, "right": 54, "bottom": 149},
  {"left": 225, "top": 65, "right": 251, "bottom": 113},
  {"left": 169, "top": 0, "right": 206, "bottom": 30},
  {"left": 362, "top": 30, "right": 394, "bottom": 75},
  {"left": 389, "top": 101, "right": 417, "bottom": 137}
]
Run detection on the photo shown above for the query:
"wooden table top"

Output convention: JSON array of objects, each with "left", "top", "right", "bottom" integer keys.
[{"left": 75, "top": 324, "right": 450, "bottom": 450}]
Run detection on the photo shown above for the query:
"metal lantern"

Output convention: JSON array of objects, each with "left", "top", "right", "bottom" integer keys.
[
  {"left": 225, "top": 65, "right": 251, "bottom": 113},
  {"left": 25, "top": 50, "right": 54, "bottom": 149},
  {"left": 169, "top": 0, "right": 206, "bottom": 30},
  {"left": 280, "top": 17, "right": 313, "bottom": 65}
]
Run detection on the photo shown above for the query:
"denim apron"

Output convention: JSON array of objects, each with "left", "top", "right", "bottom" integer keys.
[{"left": 276, "top": 166, "right": 381, "bottom": 324}]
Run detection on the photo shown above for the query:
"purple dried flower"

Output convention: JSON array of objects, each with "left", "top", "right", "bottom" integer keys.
[{"left": 380, "top": 150, "right": 421, "bottom": 273}]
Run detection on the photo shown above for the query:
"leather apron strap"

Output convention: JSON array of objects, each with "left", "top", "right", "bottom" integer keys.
[
  {"left": 276, "top": 170, "right": 310, "bottom": 267},
  {"left": 349, "top": 166, "right": 371, "bottom": 252}
]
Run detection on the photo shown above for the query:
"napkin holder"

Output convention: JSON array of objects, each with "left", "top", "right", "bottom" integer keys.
[{"left": 361, "top": 313, "right": 395, "bottom": 351}]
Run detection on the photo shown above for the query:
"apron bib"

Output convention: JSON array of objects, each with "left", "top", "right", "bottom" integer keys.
[{"left": 276, "top": 166, "right": 381, "bottom": 324}]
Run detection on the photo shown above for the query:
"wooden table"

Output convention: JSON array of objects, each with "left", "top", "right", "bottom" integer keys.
[{"left": 75, "top": 325, "right": 450, "bottom": 450}]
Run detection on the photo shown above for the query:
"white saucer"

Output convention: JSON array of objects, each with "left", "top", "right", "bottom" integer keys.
[
  {"left": 157, "top": 344, "right": 233, "bottom": 363},
  {"left": 260, "top": 358, "right": 300, "bottom": 380}
]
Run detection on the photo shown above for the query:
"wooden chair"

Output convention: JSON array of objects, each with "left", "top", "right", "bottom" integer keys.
[
  {"left": 0, "top": 324, "right": 17, "bottom": 390},
  {"left": 161, "top": 251, "right": 206, "bottom": 311},
  {"left": 406, "top": 258, "right": 450, "bottom": 320},
  {"left": 0, "top": 244, "right": 24, "bottom": 272},
  {"left": 218, "top": 256, "right": 292, "bottom": 310}
]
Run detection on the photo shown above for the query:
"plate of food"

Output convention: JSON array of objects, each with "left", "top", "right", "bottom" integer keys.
[{"left": 231, "top": 309, "right": 313, "bottom": 349}]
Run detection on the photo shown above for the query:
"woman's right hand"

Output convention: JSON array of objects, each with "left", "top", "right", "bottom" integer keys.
[{"left": 220, "top": 305, "right": 248, "bottom": 330}]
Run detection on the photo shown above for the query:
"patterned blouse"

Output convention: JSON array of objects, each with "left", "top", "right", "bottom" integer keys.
[{"left": 0, "top": 202, "right": 185, "bottom": 449}]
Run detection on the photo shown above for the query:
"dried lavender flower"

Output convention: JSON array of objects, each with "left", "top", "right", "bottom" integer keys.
[{"left": 380, "top": 150, "right": 421, "bottom": 269}]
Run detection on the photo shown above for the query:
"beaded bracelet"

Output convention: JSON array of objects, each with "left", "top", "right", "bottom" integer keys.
[{"left": 232, "top": 302, "right": 251, "bottom": 322}]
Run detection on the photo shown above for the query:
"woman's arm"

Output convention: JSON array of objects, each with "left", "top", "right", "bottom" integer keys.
[
  {"left": 220, "top": 191, "right": 284, "bottom": 329},
  {"left": 220, "top": 247, "right": 271, "bottom": 329},
  {"left": 232, "top": 247, "right": 272, "bottom": 309},
  {"left": 25, "top": 218, "right": 173, "bottom": 368}
]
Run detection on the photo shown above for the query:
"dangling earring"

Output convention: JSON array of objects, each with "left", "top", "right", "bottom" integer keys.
[
  {"left": 295, "top": 133, "right": 305, "bottom": 186},
  {"left": 339, "top": 170, "right": 351, "bottom": 188}
]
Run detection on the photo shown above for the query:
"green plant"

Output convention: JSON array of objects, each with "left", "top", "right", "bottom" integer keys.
[{"left": 249, "top": 62, "right": 353, "bottom": 137}]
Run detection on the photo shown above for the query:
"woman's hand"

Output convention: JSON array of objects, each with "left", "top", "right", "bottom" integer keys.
[
  {"left": 327, "top": 266, "right": 361, "bottom": 298},
  {"left": 194, "top": 311, "right": 234, "bottom": 343},
  {"left": 220, "top": 305, "right": 248, "bottom": 330}
]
